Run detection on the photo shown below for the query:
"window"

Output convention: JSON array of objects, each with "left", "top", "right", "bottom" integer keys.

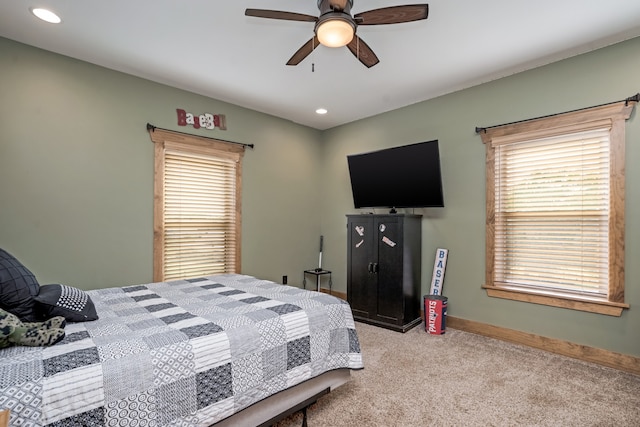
[
  {"left": 479, "top": 101, "right": 635, "bottom": 316},
  {"left": 149, "top": 128, "right": 244, "bottom": 281}
]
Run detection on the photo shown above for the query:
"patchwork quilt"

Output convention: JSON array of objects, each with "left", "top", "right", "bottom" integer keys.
[{"left": 0, "top": 274, "right": 363, "bottom": 426}]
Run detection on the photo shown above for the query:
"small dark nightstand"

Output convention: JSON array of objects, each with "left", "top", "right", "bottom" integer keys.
[{"left": 303, "top": 269, "right": 332, "bottom": 293}]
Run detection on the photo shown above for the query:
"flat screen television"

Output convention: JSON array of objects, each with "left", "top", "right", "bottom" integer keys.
[{"left": 347, "top": 140, "right": 444, "bottom": 210}]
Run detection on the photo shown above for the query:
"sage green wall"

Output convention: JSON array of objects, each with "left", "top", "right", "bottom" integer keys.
[
  {"left": 319, "top": 36, "right": 640, "bottom": 358},
  {"left": 0, "top": 37, "right": 323, "bottom": 289},
  {"left": 2, "top": 35, "right": 639, "bottom": 358}
]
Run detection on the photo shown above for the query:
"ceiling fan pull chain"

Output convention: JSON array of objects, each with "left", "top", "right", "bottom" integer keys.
[{"left": 312, "top": 37, "right": 315, "bottom": 72}]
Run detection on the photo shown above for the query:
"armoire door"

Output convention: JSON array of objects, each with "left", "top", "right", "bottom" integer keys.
[
  {"left": 374, "top": 217, "right": 404, "bottom": 323},
  {"left": 347, "top": 216, "right": 377, "bottom": 319}
]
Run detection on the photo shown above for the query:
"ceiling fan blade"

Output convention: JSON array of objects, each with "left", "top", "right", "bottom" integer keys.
[
  {"left": 286, "top": 36, "right": 321, "bottom": 66},
  {"left": 245, "top": 9, "right": 318, "bottom": 23},
  {"left": 346, "top": 36, "right": 380, "bottom": 68},
  {"left": 355, "top": 4, "right": 429, "bottom": 25}
]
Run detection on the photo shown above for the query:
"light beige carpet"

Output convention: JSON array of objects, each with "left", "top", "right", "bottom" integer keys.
[{"left": 276, "top": 321, "right": 640, "bottom": 427}]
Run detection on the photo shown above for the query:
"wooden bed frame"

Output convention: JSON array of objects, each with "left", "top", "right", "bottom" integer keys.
[{"left": 0, "top": 410, "right": 9, "bottom": 427}]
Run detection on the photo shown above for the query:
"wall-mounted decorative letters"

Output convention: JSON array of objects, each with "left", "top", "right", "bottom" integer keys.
[{"left": 177, "top": 108, "right": 227, "bottom": 130}]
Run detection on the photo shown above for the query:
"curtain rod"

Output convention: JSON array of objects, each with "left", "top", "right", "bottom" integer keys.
[
  {"left": 475, "top": 92, "right": 639, "bottom": 134},
  {"left": 146, "top": 123, "right": 254, "bottom": 149}
]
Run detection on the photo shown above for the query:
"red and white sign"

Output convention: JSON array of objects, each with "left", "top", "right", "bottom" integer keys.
[{"left": 177, "top": 108, "right": 227, "bottom": 130}]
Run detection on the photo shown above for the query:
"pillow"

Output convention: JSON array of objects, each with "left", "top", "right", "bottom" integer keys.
[
  {"left": 0, "top": 248, "right": 40, "bottom": 322},
  {"left": 34, "top": 284, "right": 98, "bottom": 322}
]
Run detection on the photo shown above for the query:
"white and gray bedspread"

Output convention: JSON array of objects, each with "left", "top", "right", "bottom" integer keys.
[{"left": 0, "top": 274, "right": 363, "bottom": 426}]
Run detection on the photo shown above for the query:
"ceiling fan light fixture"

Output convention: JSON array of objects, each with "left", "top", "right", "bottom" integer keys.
[{"left": 316, "top": 18, "right": 354, "bottom": 48}]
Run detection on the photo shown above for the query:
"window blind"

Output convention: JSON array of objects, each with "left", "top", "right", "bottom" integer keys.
[
  {"left": 493, "top": 128, "right": 611, "bottom": 297},
  {"left": 162, "top": 147, "right": 238, "bottom": 280}
]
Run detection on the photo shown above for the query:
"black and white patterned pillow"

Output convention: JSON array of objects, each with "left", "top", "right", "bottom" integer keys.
[{"left": 34, "top": 284, "right": 98, "bottom": 322}]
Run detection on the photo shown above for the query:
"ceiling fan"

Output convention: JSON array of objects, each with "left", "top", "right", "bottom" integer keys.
[{"left": 245, "top": 0, "right": 429, "bottom": 68}]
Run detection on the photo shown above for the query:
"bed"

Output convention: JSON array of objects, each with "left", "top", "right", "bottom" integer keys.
[{"left": 0, "top": 273, "right": 364, "bottom": 426}]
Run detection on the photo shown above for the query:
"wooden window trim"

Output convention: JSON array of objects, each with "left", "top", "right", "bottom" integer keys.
[
  {"left": 479, "top": 102, "right": 635, "bottom": 316},
  {"left": 149, "top": 128, "right": 244, "bottom": 282}
]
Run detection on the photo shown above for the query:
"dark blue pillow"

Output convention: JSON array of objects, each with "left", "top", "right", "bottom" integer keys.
[{"left": 0, "top": 248, "right": 40, "bottom": 321}]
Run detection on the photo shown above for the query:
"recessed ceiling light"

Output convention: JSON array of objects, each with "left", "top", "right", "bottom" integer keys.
[
  {"left": 316, "top": 108, "right": 328, "bottom": 115},
  {"left": 31, "top": 8, "right": 62, "bottom": 24}
]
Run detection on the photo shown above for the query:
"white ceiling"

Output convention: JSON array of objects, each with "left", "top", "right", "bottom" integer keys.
[{"left": 2, "top": 1, "right": 640, "bottom": 130}]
